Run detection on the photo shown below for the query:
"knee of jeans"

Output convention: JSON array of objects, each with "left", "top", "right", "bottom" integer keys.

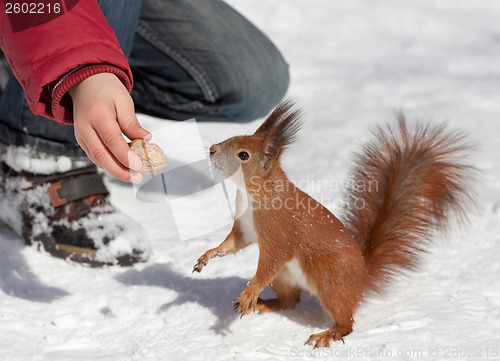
[{"left": 225, "top": 55, "right": 290, "bottom": 123}]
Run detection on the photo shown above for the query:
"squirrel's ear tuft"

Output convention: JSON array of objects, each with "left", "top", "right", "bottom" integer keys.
[
  {"left": 254, "top": 98, "right": 303, "bottom": 143},
  {"left": 256, "top": 98, "right": 303, "bottom": 170}
]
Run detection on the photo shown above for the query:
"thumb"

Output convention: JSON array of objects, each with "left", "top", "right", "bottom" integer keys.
[{"left": 116, "top": 99, "right": 152, "bottom": 141}]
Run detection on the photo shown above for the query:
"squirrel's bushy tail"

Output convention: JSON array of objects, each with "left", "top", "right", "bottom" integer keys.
[{"left": 342, "top": 113, "right": 477, "bottom": 293}]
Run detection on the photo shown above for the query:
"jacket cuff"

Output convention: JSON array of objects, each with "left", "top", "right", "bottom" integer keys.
[{"left": 50, "top": 64, "right": 133, "bottom": 125}]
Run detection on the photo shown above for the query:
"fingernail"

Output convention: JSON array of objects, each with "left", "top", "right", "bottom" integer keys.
[
  {"left": 140, "top": 128, "right": 152, "bottom": 141},
  {"left": 128, "top": 150, "right": 143, "bottom": 172},
  {"left": 130, "top": 172, "right": 143, "bottom": 184}
]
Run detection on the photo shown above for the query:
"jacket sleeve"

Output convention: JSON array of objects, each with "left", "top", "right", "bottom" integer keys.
[{"left": 0, "top": 0, "right": 133, "bottom": 125}]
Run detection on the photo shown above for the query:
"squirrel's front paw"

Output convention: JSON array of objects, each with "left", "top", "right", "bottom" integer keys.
[
  {"left": 234, "top": 287, "right": 259, "bottom": 317},
  {"left": 192, "top": 248, "right": 225, "bottom": 273}
]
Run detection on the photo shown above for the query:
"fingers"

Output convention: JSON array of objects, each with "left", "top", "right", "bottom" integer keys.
[
  {"left": 75, "top": 118, "right": 142, "bottom": 183},
  {"left": 70, "top": 72, "right": 152, "bottom": 183},
  {"left": 94, "top": 93, "right": 151, "bottom": 179},
  {"left": 75, "top": 125, "right": 143, "bottom": 184},
  {"left": 91, "top": 111, "right": 143, "bottom": 173}
]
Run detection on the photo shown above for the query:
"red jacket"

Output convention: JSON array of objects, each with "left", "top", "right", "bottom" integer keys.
[{"left": 0, "top": 0, "right": 133, "bottom": 125}]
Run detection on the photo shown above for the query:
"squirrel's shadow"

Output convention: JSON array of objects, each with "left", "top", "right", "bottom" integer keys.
[
  {"left": 115, "top": 263, "right": 331, "bottom": 335},
  {"left": 115, "top": 263, "right": 245, "bottom": 334}
]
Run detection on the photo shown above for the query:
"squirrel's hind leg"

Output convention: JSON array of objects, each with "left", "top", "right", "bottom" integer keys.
[
  {"left": 306, "top": 269, "right": 361, "bottom": 347},
  {"left": 305, "top": 325, "right": 352, "bottom": 348},
  {"left": 254, "top": 270, "right": 301, "bottom": 313}
]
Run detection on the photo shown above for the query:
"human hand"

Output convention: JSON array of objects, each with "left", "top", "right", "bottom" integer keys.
[{"left": 69, "top": 73, "right": 151, "bottom": 183}]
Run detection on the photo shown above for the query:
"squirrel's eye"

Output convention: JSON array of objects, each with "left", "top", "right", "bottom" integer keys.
[{"left": 238, "top": 151, "right": 250, "bottom": 161}]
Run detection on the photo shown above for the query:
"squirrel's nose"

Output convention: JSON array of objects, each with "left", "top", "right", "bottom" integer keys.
[{"left": 209, "top": 145, "right": 217, "bottom": 155}]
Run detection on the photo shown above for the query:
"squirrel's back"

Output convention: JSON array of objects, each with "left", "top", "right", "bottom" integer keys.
[{"left": 342, "top": 113, "right": 476, "bottom": 293}]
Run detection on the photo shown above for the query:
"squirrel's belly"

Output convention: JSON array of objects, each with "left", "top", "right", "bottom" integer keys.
[
  {"left": 237, "top": 198, "right": 258, "bottom": 244},
  {"left": 284, "top": 258, "right": 316, "bottom": 295}
]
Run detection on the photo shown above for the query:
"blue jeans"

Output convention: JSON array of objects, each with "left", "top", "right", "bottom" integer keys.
[{"left": 0, "top": 0, "right": 289, "bottom": 158}]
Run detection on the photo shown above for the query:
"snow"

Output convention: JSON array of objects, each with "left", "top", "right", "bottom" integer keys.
[
  {"left": 0, "top": 144, "right": 91, "bottom": 174},
  {"left": 1, "top": 0, "right": 500, "bottom": 360}
]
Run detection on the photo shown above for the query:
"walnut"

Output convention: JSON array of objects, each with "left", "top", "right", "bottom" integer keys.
[{"left": 128, "top": 139, "right": 167, "bottom": 175}]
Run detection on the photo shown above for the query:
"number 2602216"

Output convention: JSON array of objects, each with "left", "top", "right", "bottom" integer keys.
[{"left": 5, "top": 2, "right": 61, "bottom": 14}]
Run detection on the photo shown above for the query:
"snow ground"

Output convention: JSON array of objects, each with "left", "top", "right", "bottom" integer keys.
[{"left": 1, "top": 0, "right": 500, "bottom": 360}]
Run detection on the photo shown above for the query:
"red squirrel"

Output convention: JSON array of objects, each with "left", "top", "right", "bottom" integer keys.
[{"left": 193, "top": 99, "right": 475, "bottom": 348}]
